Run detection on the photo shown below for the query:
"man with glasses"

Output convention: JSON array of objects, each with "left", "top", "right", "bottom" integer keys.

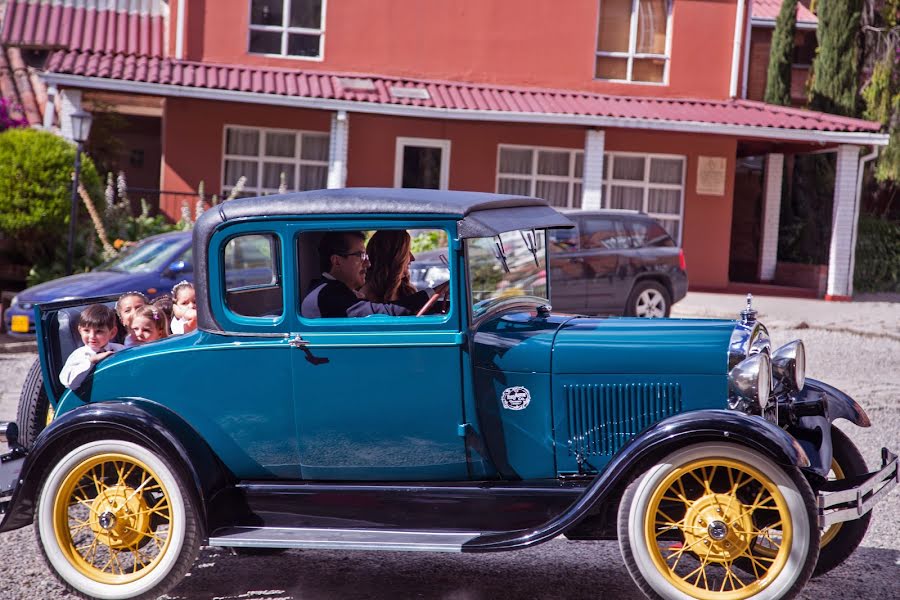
[{"left": 302, "top": 231, "right": 446, "bottom": 318}]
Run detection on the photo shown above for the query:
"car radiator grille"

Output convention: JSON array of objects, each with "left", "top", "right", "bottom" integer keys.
[{"left": 565, "top": 382, "right": 683, "bottom": 457}]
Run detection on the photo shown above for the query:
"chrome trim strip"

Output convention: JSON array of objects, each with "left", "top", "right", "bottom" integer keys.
[
  {"left": 817, "top": 448, "right": 899, "bottom": 528},
  {"left": 208, "top": 527, "right": 481, "bottom": 552}
]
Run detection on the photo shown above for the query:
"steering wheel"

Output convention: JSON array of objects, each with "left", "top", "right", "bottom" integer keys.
[{"left": 416, "top": 290, "right": 446, "bottom": 317}]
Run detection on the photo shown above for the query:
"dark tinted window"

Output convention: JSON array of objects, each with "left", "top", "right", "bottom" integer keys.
[
  {"left": 581, "top": 218, "right": 627, "bottom": 249},
  {"left": 629, "top": 220, "right": 675, "bottom": 248},
  {"left": 549, "top": 227, "right": 580, "bottom": 253}
]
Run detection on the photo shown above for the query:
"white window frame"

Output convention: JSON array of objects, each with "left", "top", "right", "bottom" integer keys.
[
  {"left": 604, "top": 151, "right": 686, "bottom": 244},
  {"left": 595, "top": 0, "right": 673, "bottom": 85},
  {"left": 394, "top": 137, "right": 451, "bottom": 190},
  {"left": 221, "top": 125, "right": 330, "bottom": 197},
  {"left": 247, "top": 0, "right": 327, "bottom": 61},
  {"left": 496, "top": 144, "right": 585, "bottom": 209}
]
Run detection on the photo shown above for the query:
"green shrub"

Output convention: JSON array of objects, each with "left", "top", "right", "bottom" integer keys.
[
  {"left": 854, "top": 213, "right": 900, "bottom": 292},
  {"left": 0, "top": 128, "right": 102, "bottom": 282}
]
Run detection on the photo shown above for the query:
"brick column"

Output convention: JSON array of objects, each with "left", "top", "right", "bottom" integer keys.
[
  {"left": 327, "top": 110, "right": 349, "bottom": 189},
  {"left": 58, "top": 88, "right": 83, "bottom": 142},
  {"left": 826, "top": 145, "right": 860, "bottom": 300},
  {"left": 758, "top": 153, "right": 783, "bottom": 281},
  {"left": 581, "top": 129, "right": 605, "bottom": 210}
]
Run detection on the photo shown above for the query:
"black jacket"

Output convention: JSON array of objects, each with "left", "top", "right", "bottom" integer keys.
[{"left": 301, "top": 276, "right": 431, "bottom": 318}]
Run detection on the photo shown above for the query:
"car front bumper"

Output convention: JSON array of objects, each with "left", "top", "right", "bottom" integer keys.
[
  {"left": 2, "top": 305, "right": 34, "bottom": 336},
  {"left": 817, "top": 447, "right": 898, "bottom": 528}
]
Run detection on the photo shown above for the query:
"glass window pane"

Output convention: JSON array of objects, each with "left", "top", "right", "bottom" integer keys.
[
  {"left": 299, "top": 165, "right": 328, "bottom": 190},
  {"left": 499, "top": 148, "right": 533, "bottom": 175},
  {"left": 301, "top": 133, "right": 329, "bottom": 161},
  {"left": 249, "top": 30, "right": 282, "bottom": 54},
  {"left": 498, "top": 178, "right": 531, "bottom": 196},
  {"left": 265, "top": 132, "right": 296, "bottom": 158},
  {"left": 598, "top": 0, "right": 632, "bottom": 53},
  {"left": 224, "top": 234, "right": 282, "bottom": 317},
  {"left": 636, "top": 0, "right": 668, "bottom": 54},
  {"left": 648, "top": 188, "right": 680, "bottom": 215},
  {"left": 609, "top": 185, "right": 643, "bottom": 210},
  {"left": 595, "top": 56, "right": 628, "bottom": 80},
  {"left": 649, "top": 158, "right": 683, "bottom": 184},
  {"left": 250, "top": 0, "right": 283, "bottom": 25},
  {"left": 658, "top": 219, "right": 679, "bottom": 243},
  {"left": 263, "top": 163, "right": 295, "bottom": 189},
  {"left": 581, "top": 218, "right": 620, "bottom": 249},
  {"left": 574, "top": 152, "right": 584, "bottom": 178},
  {"left": 287, "top": 33, "right": 320, "bottom": 57},
  {"left": 290, "top": 0, "right": 322, "bottom": 28},
  {"left": 402, "top": 146, "right": 442, "bottom": 189},
  {"left": 536, "top": 180, "right": 569, "bottom": 207},
  {"left": 224, "top": 159, "right": 258, "bottom": 187},
  {"left": 632, "top": 58, "right": 666, "bottom": 83},
  {"left": 537, "top": 150, "right": 570, "bottom": 176},
  {"left": 572, "top": 183, "right": 583, "bottom": 208},
  {"left": 612, "top": 156, "right": 645, "bottom": 180},
  {"left": 226, "top": 129, "right": 260, "bottom": 156}
]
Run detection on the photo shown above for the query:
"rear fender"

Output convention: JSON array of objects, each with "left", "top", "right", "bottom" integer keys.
[
  {"left": 0, "top": 399, "right": 231, "bottom": 536},
  {"left": 465, "top": 409, "right": 808, "bottom": 551}
]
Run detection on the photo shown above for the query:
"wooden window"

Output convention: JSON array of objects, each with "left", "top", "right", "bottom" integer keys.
[
  {"left": 249, "top": 0, "right": 325, "bottom": 59},
  {"left": 604, "top": 153, "right": 685, "bottom": 244},
  {"left": 596, "top": 0, "right": 672, "bottom": 83},
  {"left": 497, "top": 145, "right": 584, "bottom": 209},
  {"left": 222, "top": 126, "right": 329, "bottom": 197}
]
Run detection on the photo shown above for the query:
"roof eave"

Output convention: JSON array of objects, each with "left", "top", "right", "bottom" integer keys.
[
  {"left": 43, "top": 72, "right": 888, "bottom": 147},
  {"left": 751, "top": 17, "right": 818, "bottom": 30}
]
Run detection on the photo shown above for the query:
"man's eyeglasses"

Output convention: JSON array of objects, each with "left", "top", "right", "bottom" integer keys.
[{"left": 337, "top": 251, "right": 368, "bottom": 261}]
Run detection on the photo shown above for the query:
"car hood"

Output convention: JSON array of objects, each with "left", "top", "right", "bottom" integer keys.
[
  {"left": 552, "top": 316, "right": 736, "bottom": 375},
  {"left": 15, "top": 270, "right": 154, "bottom": 303}
]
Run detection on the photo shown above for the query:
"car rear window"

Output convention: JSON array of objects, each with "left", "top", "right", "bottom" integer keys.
[{"left": 629, "top": 220, "right": 675, "bottom": 248}]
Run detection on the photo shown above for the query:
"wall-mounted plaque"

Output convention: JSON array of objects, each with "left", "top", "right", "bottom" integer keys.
[{"left": 696, "top": 156, "right": 727, "bottom": 196}]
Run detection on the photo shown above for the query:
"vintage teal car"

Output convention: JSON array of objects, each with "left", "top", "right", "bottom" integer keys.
[{"left": 0, "top": 188, "right": 896, "bottom": 600}]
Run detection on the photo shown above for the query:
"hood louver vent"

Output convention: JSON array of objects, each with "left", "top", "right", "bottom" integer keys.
[{"left": 565, "top": 383, "right": 683, "bottom": 457}]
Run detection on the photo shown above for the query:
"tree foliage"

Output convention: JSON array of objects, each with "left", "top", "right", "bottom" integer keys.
[
  {"left": 860, "top": 0, "right": 900, "bottom": 185},
  {"left": 810, "top": 0, "right": 863, "bottom": 117},
  {"left": 765, "top": 0, "right": 798, "bottom": 106},
  {"left": 0, "top": 128, "right": 102, "bottom": 280}
]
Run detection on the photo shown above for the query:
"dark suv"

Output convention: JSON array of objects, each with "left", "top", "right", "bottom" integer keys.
[{"left": 548, "top": 210, "right": 687, "bottom": 317}]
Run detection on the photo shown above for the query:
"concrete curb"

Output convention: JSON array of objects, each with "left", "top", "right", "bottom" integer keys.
[{"left": 0, "top": 340, "right": 37, "bottom": 354}]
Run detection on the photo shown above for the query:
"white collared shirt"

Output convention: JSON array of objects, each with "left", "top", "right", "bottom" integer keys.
[{"left": 59, "top": 342, "right": 125, "bottom": 390}]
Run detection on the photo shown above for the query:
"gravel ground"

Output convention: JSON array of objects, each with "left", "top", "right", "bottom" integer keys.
[{"left": 0, "top": 297, "right": 898, "bottom": 599}]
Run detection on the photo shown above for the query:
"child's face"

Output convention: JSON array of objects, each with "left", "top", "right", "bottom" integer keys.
[
  {"left": 173, "top": 288, "right": 196, "bottom": 319},
  {"left": 118, "top": 295, "right": 146, "bottom": 327},
  {"left": 79, "top": 324, "right": 115, "bottom": 352},
  {"left": 130, "top": 316, "right": 161, "bottom": 344}
]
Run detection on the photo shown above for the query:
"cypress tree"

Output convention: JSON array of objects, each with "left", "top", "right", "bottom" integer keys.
[
  {"left": 809, "top": 0, "right": 863, "bottom": 117},
  {"left": 765, "top": 0, "right": 798, "bottom": 106}
]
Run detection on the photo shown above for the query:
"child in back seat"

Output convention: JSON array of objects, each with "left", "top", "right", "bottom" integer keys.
[{"left": 59, "top": 304, "right": 125, "bottom": 390}]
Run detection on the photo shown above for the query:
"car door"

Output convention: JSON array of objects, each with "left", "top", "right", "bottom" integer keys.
[
  {"left": 291, "top": 223, "right": 469, "bottom": 481},
  {"left": 581, "top": 216, "right": 626, "bottom": 313},
  {"left": 548, "top": 225, "right": 588, "bottom": 312}
]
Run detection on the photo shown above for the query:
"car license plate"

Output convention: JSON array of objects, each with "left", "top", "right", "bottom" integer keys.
[{"left": 10, "top": 315, "right": 29, "bottom": 333}]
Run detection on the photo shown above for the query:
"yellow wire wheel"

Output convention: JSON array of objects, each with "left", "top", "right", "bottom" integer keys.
[
  {"left": 619, "top": 443, "right": 818, "bottom": 600},
  {"left": 37, "top": 439, "right": 198, "bottom": 600}
]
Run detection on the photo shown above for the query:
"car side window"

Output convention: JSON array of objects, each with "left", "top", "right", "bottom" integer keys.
[
  {"left": 223, "top": 234, "right": 283, "bottom": 317},
  {"left": 581, "top": 218, "right": 626, "bottom": 250},
  {"left": 549, "top": 226, "right": 580, "bottom": 253},
  {"left": 629, "top": 220, "right": 675, "bottom": 248}
]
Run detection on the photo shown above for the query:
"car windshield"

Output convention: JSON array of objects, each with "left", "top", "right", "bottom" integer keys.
[
  {"left": 98, "top": 236, "right": 187, "bottom": 273},
  {"left": 467, "top": 229, "right": 547, "bottom": 317}
]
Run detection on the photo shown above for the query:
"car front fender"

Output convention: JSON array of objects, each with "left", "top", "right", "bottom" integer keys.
[{"left": 0, "top": 399, "right": 232, "bottom": 536}]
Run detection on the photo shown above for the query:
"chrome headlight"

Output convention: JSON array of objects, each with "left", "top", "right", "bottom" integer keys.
[
  {"left": 728, "top": 352, "right": 772, "bottom": 415},
  {"left": 771, "top": 340, "right": 806, "bottom": 392}
]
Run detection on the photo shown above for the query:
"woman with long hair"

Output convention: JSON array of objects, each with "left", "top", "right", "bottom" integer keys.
[{"left": 360, "top": 230, "right": 419, "bottom": 302}]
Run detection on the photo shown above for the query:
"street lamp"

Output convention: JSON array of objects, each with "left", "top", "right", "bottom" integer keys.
[{"left": 66, "top": 109, "right": 93, "bottom": 276}]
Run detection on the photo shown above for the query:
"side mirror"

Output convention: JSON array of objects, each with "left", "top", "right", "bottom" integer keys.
[{"left": 165, "top": 260, "right": 193, "bottom": 278}]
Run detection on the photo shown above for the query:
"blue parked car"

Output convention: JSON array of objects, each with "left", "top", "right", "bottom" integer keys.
[
  {"left": 0, "top": 188, "right": 896, "bottom": 600},
  {"left": 3, "top": 231, "right": 193, "bottom": 336}
]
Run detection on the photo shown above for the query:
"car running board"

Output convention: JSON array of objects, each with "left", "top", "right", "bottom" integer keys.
[{"left": 207, "top": 526, "right": 482, "bottom": 553}]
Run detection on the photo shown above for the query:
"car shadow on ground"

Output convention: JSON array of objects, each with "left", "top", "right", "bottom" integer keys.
[{"left": 164, "top": 541, "right": 900, "bottom": 600}]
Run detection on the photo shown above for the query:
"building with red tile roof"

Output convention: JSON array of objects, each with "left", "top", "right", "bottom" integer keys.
[{"left": 0, "top": 0, "right": 889, "bottom": 299}]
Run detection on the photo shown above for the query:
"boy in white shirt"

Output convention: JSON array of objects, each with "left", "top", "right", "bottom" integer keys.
[{"left": 59, "top": 304, "right": 126, "bottom": 390}]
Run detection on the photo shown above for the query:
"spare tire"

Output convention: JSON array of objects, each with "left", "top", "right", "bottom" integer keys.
[{"left": 16, "top": 357, "right": 51, "bottom": 448}]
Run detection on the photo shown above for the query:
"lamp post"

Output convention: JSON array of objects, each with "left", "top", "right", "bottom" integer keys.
[{"left": 66, "top": 109, "right": 93, "bottom": 276}]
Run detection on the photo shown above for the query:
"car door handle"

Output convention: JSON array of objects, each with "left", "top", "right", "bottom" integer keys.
[{"left": 288, "top": 334, "right": 310, "bottom": 348}]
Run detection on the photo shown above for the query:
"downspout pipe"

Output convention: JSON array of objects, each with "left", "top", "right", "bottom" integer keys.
[
  {"left": 730, "top": 0, "right": 747, "bottom": 97},
  {"left": 175, "top": 0, "right": 185, "bottom": 60},
  {"left": 847, "top": 146, "right": 879, "bottom": 296}
]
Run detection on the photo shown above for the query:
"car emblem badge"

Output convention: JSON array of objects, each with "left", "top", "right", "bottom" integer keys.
[{"left": 501, "top": 386, "right": 531, "bottom": 410}]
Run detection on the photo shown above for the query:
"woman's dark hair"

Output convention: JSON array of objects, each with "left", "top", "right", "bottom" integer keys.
[
  {"left": 318, "top": 231, "right": 365, "bottom": 273},
  {"left": 364, "top": 230, "right": 417, "bottom": 302}
]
